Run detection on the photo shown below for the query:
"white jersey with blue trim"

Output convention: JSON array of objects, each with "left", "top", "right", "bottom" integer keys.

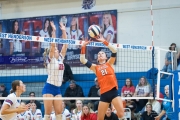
[
  {"left": 17, "top": 111, "right": 30, "bottom": 120},
  {"left": 103, "top": 25, "right": 114, "bottom": 43},
  {"left": 46, "top": 53, "right": 64, "bottom": 86},
  {"left": 50, "top": 112, "right": 55, "bottom": 120},
  {"left": 28, "top": 109, "right": 42, "bottom": 120},
  {"left": 0, "top": 93, "right": 21, "bottom": 120},
  {"left": 62, "top": 108, "right": 71, "bottom": 120},
  {"left": 72, "top": 110, "right": 82, "bottom": 120}
]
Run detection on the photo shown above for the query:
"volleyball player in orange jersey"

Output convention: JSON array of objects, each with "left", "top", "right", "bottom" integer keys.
[{"left": 80, "top": 35, "right": 126, "bottom": 120}]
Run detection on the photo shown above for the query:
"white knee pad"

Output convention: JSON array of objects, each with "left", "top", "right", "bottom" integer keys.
[
  {"left": 44, "top": 115, "right": 51, "bottom": 120},
  {"left": 56, "top": 114, "right": 62, "bottom": 120}
]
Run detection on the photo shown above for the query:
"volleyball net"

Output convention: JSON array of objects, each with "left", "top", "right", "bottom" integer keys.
[
  {"left": 0, "top": 33, "right": 176, "bottom": 103},
  {"left": 0, "top": 32, "right": 175, "bottom": 103}
]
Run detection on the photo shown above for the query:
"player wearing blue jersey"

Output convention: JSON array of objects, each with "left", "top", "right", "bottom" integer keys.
[{"left": 155, "top": 85, "right": 175, "bottom": 120}]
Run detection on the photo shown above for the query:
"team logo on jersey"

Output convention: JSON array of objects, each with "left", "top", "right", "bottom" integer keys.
[{"left": 82, "top": 0, "right": 96, "bottom": 10}]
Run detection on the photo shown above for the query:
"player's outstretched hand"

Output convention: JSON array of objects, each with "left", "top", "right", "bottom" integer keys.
[
  {"left": 59, "top": 22, "right": 66, "bottom": 32},
  {"left": 82, "top": 38, "right": 92, "bottom": 47},
  {"left": 17, "top": 105, "right": 28, "bottom": 114},
  {"left": 50, "top": 21, "right": 56, "bottom": 31},
  {"left": 26, "top": 103, "right": 31, "bottom": 109}
]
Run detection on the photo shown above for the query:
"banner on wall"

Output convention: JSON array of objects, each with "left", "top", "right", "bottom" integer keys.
[
  {"left": 0, "top": 10, "right": 117, "bottom": 69},
  {"left": 87, "top": 10, "right": 117, "bottom": 64},
  {"left": 173, "top": 71, "right": 180, "bottom": 119}
]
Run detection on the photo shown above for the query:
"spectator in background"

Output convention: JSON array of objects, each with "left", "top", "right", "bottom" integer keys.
[
  {"left": 0, "top": 84, "right": 8, "bottom": 105},
  {"left": 104, "top": 105, "right": 119, "bottom": 120},
  {"left": 145, "top": 92, "right": 161, "bottom": 114},
  {"left": 161, "top": 43, "right": 176, "bottom": 78},
  {"left": 28, "top": 102, "right": 42, "bottom": 120},
  {"left": 155, "top": 85, "right": 175, "bottom": 120},
  {"left": 81, "top": 104, "right": 97, "bottom": 120},
  {"left": 134, "top": 76, "right": 151, "bottom": 112},
  {"left": 141, "top": 104, "right": 158, "bottom": 120},
  {"left": 121, "top": 78, "right": 135, "bottom": 97},
  {"left": 50, "top": 101, "right": 71, "bottom": 120},
  {"left": 125, "top": 94, "right": 137, "bottom": 120},
  {"left": 84, "top": 77, "right": 100, "bottom": 111},
  {"left": 62, "top": 101, "right": 71, "bottom": 120},
  {"left": 64, "top": 80, "right": 84, "bottom": 108},
  {"left": 26, "top": 92, "right": 41, "bottom": 109},
  {"left": 50, "top": 106, "right": 56, "bottom": 120},
  {"left": 16, "top": 102, "right": 30, "bottom": 120},
  {"left": 63, "top": 62, "right": 74, "bottom": 84},
  {"left": 72, "top": 100, "right": 83, "bottom": 120}
]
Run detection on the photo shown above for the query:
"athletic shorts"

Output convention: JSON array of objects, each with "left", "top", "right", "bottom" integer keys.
[
  {"left": 42, "top": 82, "right": 61, "bottom": 96},
  {"left": 100, "top": 87, "right": 120, "bottom": 103}
]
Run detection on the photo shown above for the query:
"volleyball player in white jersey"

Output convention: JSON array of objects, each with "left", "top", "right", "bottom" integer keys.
[
  {"left": 50, "top": 101, "right": 70, "bottom": 120},
  {"left": 101, "top": 13, "right": 115, "bottom": 43},
  {"left": 0, "top": 80, "right": 29, "bottom": 120},
  {"left": 39, "top": 18, "right": 51, "bottom": 55},
  {"left": 42, "top": 21, "right": 68, "bottom": 120},
  {"left": 28, "top": 102, "right": 42, "bottom": 120},
  {"left": 62, "top": 101, "right": 71, "bottom": 120},
  {"left": 16, "top": 102, "right": 30, "bottom": 120},
  {"left": 66, "top": 17, "right": 83, "bottom": 50}
]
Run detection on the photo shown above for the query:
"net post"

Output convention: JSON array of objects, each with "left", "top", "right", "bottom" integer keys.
[
  {"left": 152, "top": 46, "right": 155, "bottom": 99},
  {"left": 156, "top": 47, "right": 161, "bottom": 100}
]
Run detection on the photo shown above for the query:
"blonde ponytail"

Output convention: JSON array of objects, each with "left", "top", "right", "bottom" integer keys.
[{"left": 43, "top": 48, "right": 50, "bottom": 68}]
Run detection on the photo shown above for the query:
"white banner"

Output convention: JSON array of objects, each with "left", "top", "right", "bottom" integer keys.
[{"left": 0, "top": 32, "right": 152, "bottom": 51}]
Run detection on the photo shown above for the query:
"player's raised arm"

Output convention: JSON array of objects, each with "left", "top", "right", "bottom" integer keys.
[
  {"left": 96, "top": 35, "right": 117, "bottom": 65},
  {"left": 59, "top": 22, "right": 68, "bottom": 58},
  {"left": 80, "top": 39, "right": 96, "bottom": 72},
  {"left": 49, "top": 21, "right": 57, "bottom": 59}
]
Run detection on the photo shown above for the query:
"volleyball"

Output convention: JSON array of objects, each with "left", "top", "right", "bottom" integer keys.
[{"left": 88, "top": 25, "right": 101, "bottom": 38}]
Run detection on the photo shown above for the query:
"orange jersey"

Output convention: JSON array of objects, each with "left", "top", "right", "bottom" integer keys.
[{"left": 95, "top": 62, "right": 118, "bottom": 94}]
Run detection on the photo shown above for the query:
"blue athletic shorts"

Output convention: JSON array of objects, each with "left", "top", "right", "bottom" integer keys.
[
  {"left": 100, "top": 87, "right": 120, "bottom": 103},
  {"left": 42, "top": 82, "right": 61, "bottom": 96}
]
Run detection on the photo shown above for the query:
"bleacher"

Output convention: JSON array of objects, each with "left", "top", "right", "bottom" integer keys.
[
  {"left": 0, "top": 72, "right": 172, "bottom": 116},
  {"left": 1, "top": 72, "right": 172, "bottom": 97}
]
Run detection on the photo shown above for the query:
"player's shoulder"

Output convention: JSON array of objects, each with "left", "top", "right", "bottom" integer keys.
[
  {"left": 6, "top": 93, "right": 16, "bottom": 100},
  {"left": 39, "top": 29, "right": 44, "bottom": 33},
  {"left": 78, "top": 29, "right": 82, "bottom": 33},
  {"left": 64, "top": 109, "right": 70, "bottom": 114},
  {"left": 36, "top": 109, "right": 42, "bottom": 113},
  {"left": 108, "top": 25, "right": 114, "bottom": 30}
]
